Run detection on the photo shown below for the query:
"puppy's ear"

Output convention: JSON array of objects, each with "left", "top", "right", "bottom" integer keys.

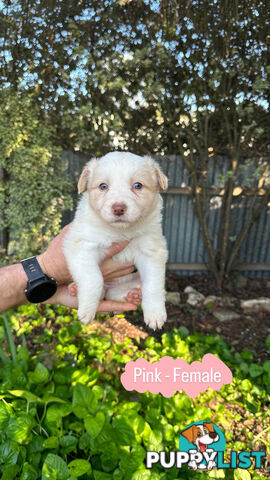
[
  {"left": 203, "top": 422, "right": 215, "bottom": 433},
  {"left": 155, "top": 165, "right": 168, "bottom": 190},
  {"left": 78, "top": 166, "right": 89, "bottom": 194},
  {"left": 145, "top": 156, "right": 168, "bottom": 191},
  {"left": 182, "top": 425, "right": 196, "bottom": 444},
  {"left": 78, "top": 159, "right": 96, "bottom": 194}
]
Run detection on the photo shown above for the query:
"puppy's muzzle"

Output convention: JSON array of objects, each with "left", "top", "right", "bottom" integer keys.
[{"left": 112, "top": 202, "right": 127, "bottom": 217}]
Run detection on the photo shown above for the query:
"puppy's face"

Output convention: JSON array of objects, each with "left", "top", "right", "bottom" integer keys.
[
  {"left": 78, "top": 152, "right": 168, "bottom": 228},
  {"left": 182, "top": 423, "right": 219, "bottom": 452}
]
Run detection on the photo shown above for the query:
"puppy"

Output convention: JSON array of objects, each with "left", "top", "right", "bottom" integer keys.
[
  {"left": 182, "top": 423, "right": 219, "bottom": 470},
  {"left": 63, "top": 151, "right": 168, "bottom": 330}
]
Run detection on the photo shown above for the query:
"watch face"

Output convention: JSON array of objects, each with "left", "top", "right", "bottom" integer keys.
[{"left": 27, "top": 281, "right": 57, "bottom": 303}]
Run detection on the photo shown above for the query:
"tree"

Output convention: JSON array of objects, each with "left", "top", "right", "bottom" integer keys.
[
  {"left": 103, "top": 0, "right": 270, "bottom": 288},
  {"left": 0, "top": 0, "right": 269, "bottom": 285},
  {"left": 0, "top": 89, "right": 72, "bottom": 261}
]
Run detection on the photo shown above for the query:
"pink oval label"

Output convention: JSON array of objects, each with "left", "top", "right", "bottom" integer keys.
[{"left": 121, "top": 354, "right": 233, "bottom": 398}]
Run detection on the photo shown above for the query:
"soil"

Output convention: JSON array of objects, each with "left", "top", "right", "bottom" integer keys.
[{"left": 88, "top": 273, "right": 270, "bottom": 364}]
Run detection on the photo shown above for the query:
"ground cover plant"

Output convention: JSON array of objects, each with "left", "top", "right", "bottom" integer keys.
[{"left": 0, "top": 305, "right": 269, "bottom": 480}]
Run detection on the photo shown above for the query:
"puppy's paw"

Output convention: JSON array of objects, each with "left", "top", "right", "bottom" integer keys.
[
  {"left": 78, "top": 308, "right": 96, "bottom": 325},
  {"left": 143, "top": 305, "right": 167, "bottom": 330},
  {"left": 188, "top": 461, "right": 198, "bottom": 471},
  {"left": 207, "top": 461, "right": 217, "bottom": 470},
  {"left": 68, "top": 282, "right": 77, "bottom": 296},
  {"left": 125, "top": 288, "right": 142, "bottom": 305}
]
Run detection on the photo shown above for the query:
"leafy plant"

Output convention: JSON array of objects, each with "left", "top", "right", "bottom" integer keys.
[{"left": 0, "top": 305, "right": 268, "bottom": 479}]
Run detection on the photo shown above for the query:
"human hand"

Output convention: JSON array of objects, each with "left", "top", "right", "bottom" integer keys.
[
  {"left": 38, "top": 223, "right": 138, "bottom": 310},
  {"left": 48, "top": 284, "right": 141, "bottom": 314},
  {"left": 38, "top": 224, "right": 135, "bottom": 284}
]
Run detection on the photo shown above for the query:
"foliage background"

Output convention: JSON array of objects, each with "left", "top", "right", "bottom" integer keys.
[
  {"left": 0, "top": 0, "right": 269, "bottom": 279},
  {"left": 0, "top": 305, "right": 268, "bottom": 479}
]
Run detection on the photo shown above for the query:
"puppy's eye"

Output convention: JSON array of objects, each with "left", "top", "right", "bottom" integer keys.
[
  {"left": 133, "top": 182, "right": 143, "bottom": 190},
  {"left": 197, "top": 432, "right": 202, "bottom": 437},
  {"left": 99, "top": 183, "right": 108, "bottom": 190}
]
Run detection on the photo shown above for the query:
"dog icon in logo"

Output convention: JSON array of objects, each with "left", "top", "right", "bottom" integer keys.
[{"left": 181, "top": 422, "right": 220, "bottom": 470}]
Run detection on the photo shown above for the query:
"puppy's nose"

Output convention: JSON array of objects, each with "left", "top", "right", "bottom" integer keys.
[
  {"left": 112, "top": 203, "right": 127, "bottom": 216},
  {"left": 209, "top": 432, "right": 217, "bottom": 439}
]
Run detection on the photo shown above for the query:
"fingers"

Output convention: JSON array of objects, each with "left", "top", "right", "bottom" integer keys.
[
  {"left": 104, "top": 265, "right": 135, "bottom": 282},
  {"left": 103, "top": 241, "right": 129, "bottom": 259},
  {"left": 97, "top": 300, "right": 138, "bottom": 314}
]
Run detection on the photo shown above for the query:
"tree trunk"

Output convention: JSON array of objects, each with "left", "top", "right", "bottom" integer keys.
[{"left": 226, "top": 190, "right": 270, "bottom": 273}]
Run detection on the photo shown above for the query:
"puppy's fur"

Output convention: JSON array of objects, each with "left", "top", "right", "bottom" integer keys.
[{"left": 63, "top": 151, "right": 168, "bottom": 330}]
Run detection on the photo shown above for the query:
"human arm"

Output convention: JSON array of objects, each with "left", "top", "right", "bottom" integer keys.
[{"left": 0, "top": 224, "right": 138, "bottom": 314}]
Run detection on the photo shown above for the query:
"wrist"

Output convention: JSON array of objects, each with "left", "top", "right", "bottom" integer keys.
[
  {"left": 36, "top": 254, "right": 48, "bottom": 277},
  {"left": 17, "top": 263, "right": 29, "bottom": 295}
]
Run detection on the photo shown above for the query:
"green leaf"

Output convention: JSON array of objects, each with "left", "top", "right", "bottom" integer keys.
[
  {"left": 93, "top": 471, "right": 113, "bottom": 480},
  {"left": 78, "top": 433, "right": 90, "bottom": 451},
  {"left": 42, "top": 454, "right": 69, "bottom": 480},
  {"left": 59, "top": 435, "right": 77, "bottom": 454},
  {"left": 0, "top": 441, "right": 20, "bottom": 466},
  {"left": 144, "top": 428, "right": 163, "bottom": 451},
  {"left": 0, "top": 402, "right": 11, "bottom": 424},
  {"left": 72, "top": 384, "right": 97, "bottom": 418},
  {"left": 84, "top": 412, "right": 105, "bottom": 439},
  {"left": 1, "top": 464, "right": 20, "bottom": 480},
  {"left": 46, "top": 404, "right": 72, "bottom": 426},
  {"left": 208, "top": 470, "right": 225, "bottom": 478},
  {"left": 17, "top": 346, "right": 30, "bottom": 362},
  {"left": 131, "top": 471, "right": 151, "bottom": 480},
  {"left": 68, "top": 459, "right": 92, "bottom": 477},
  {"left": 42, "top": 395, "right": 67, "bottom": 404},
  {"left": 263, "top": 360, "right": 270, "bottom": 374},
  {"left": 7, "top": 413, "right": 35, "bottom": 444},
  {"left": 28, "top": 435, "right": 45, "bottom": 453},
  {"left": 100, "top": 442, "right": 119, "bottom": 472},
  {"left": 119, "top": 446, "right": 145, "bottom": 478},
  {"left": 249, "top": 364, "right": 264, "bottom": 378},
  {"left": 20, "top": 462, "right": 38, "bottom": 480},
  {"left": 112, "top": 469, "right": 123, "bottom": 480},
  {"left": 30, "top": 363, "right": 50, "bottom": 384},
  {"left": 9, "top": 390, "right": 41, "bottom": 403},
  {"left": 43, "top": 437, "right": 59, "bottom": 449},
  {"left": 111, "top": 416, "right": 136, "bottom": 445},
  {"left": 234, "top": 469, "right": 251, "bottom": 480}
]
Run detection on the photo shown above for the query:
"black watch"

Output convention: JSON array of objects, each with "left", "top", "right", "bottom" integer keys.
[{"left": 21, "top": 256, "right": 57, "bottom": 303}]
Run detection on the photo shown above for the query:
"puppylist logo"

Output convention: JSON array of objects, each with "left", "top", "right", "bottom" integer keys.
[{"left": 146, "top": 421, "right": 266, "bottom": 471}]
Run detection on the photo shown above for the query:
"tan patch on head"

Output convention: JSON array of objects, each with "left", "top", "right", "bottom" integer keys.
[{"left": 133, "top": 167, "right": 158, "bottom": 193}]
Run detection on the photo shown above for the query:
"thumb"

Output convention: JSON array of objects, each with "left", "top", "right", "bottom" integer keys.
[{"left": 104, "top": 241, "right": 129, "bottom": 259}]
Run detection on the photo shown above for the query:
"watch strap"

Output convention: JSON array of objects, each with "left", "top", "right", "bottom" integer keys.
[
  {"left": 21, "top": 256, "right": 57, "bottom": 303},
  {"left": 21, "top": 256, "right": 46, "bottom": 284}
]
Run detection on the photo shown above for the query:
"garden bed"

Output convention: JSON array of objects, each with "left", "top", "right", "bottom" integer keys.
[{"left": 0, "top": 276, "right": 269, "bottom": 479}]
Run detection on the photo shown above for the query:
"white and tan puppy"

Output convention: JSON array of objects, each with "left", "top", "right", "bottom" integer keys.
[{"left": 63, "top": 151, "right": 168, "bottom": 330}]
